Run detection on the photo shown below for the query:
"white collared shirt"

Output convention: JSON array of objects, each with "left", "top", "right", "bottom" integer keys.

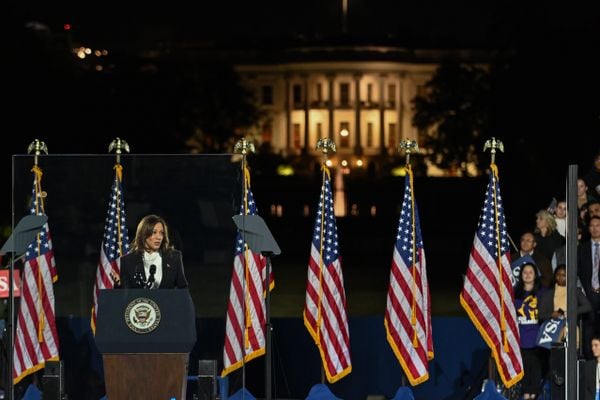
[{"left": 143, "top": 251, "right": 163, "bottom": 289}]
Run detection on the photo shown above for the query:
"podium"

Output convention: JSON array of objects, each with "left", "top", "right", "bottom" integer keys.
[{"left": 95, "top": 289, "right": 197, "bottom": 400}]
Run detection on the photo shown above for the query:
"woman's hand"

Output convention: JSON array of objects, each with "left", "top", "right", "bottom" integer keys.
[{"left": 110, "top": 271, "right": 122, "bottom": 288}]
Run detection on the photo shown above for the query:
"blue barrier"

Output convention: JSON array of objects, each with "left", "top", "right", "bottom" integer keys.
[{"left": 54, "top": 316, "right": 488, "bottom": 400}]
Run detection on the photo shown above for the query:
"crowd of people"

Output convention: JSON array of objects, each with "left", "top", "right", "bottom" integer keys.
[{"left": 510, "top": 151, "right": 600, "bottom": 399}]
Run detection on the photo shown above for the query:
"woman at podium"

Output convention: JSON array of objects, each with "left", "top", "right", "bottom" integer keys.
[{"left": 118, "top": 214, "right": 188, "bottom": 289}]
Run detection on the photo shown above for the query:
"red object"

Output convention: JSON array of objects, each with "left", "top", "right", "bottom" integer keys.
[
  {"left": 0, "top": 269, "right": 21, "bottom": 298},
  {"left": 63, "top": 23, "right": 71, "bottom": 31}
]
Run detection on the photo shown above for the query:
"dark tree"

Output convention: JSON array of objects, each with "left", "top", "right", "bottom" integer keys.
[{"left": 412, "top": 58, "right": 491, "bottom": 175}]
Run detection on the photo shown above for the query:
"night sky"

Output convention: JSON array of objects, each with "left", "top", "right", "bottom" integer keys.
[{"left": 5, "top": 0, "right": 600, "bottom": 220}]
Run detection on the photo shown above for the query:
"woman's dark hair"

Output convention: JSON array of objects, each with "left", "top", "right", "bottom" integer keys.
[
  {"left": 551, "top": 264, "right": 567, "bottom": 286},
  {"left": 132, "top": 214, "right": 173, "bottom": 252},
  {"left": 514, "top": 263, "right": 541, "bottom": 299}
]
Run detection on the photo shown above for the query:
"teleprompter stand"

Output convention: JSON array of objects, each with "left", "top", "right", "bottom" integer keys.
[{"left": 232, "top": 214, "right": 281, "bottom": 400}]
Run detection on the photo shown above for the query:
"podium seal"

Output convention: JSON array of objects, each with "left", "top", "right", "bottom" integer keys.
[{"left": 125, "top": 297, "right": 161, "bottom": 334}]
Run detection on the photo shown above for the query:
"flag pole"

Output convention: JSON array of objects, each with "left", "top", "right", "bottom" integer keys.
[
  {"left": 108, "top": 137, "right": 129, "bottom": 276},
  {"left": 315, "top": 138, "right": 336, "bottom": 384},
  {"left": 482, "top": 137, "right": 506, "bottom": 385},
  {"left": 233, "top": 138, "right": 257, "bottom": 397},
  {"left": 398, "top": 140, "right": 419, "bottom": 387},
  {"left": 7, "top": 140, "right": 48, "bottom": 399}
]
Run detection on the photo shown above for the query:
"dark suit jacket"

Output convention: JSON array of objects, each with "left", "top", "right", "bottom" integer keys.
[
  {"left": 120, "top": 249, "right": 188, "bottom": 289},
  {"left": 583, "top": 359, "right": 598, "bottom": 400},
  {"left": 578, "top": 241, "right": 595, "bottom": 298}
]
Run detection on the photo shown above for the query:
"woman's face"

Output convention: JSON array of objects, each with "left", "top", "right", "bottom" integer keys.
[
  {"left": 555, "top": 268, "right": 566, "bottom": 287},
  {"left": 145, "top": 222, "right": 164, "bottom": 252},
  {"left": 535, "top": 215, "right": 547, "bottom": 229},
  {"left": 555, "top": 202, "right": 567, "bottom": 219},
  {"left": 521, "top": 265, "right": 536, "bottom": 285},
  {"left": 577, "top": 179, "right": 587, "bottom": 196}
]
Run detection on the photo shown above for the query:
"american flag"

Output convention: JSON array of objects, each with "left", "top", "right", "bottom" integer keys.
[
  {"left": 384, "top": 169, "right": 433, "bottom": 386},
  {"left": 460, "top": 167, "right": 523, "bottom": 388},
  {"left": 222, "top": 169, "right": 272, "bottom": 376},
  {"left": 303, "top": 167, "right": 351, "bottom": 383},
  {"left": 91, "top": 164, "right": 129, "bottom": 333},
  {"left": 13, "top": 166, "right": 59, "bottom": 384}
]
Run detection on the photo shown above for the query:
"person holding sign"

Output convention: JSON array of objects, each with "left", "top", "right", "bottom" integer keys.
[
  {"left": 514, "top": 262, "right": 544, "bottom": 399},
  {"left": 538, "top": 264, "right": 591, "bottom": 349}
]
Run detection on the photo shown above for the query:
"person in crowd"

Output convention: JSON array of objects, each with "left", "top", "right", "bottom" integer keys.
[
  {"left": 589, "top": 201, "right": 600, "bottom": 220},
  {"left": 534, "top": 210, "right": 565, "bottom": 262},
  {"left": 552, "top": 227, "right": 584, "bottom": 272},
  {"left": 512, "top": 231, "right": 553, "bottom": 288},
  {"left": 584, "top": 150, "right": 600, "bottom": 199},
  {"left": 553, "top": 200, "right": 567, "bottom": 238},
  {"left": 580, "top": 200, "right": 600, "bottom": 243},
  {"left": 514, "top": 263, "right": 544, "bottom": 399},
  {"left": 538, "top": 264, "right": 591, "bottom": 349},
  {"left": 578, "top": 216, "right": 600, "bottom": 359},
  {"left": 583, "top": 335, "right": 600, "bottom": 400},
  {"left": 116, "top": 214, "right": 188, "bottom": 289},
  {"left": 579, "top": 179, "right": 599, "bottom": 214}
]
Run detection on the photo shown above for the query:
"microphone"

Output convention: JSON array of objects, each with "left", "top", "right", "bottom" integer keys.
[{"left": 146, "top": 264, "right": 157, "bottom": 289}]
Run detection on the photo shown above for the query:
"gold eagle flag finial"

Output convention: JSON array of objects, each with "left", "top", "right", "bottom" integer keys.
[
  {"left": 316, "top": 138, "right": 336, "bottom": 163},
  {"left": 108, "top": 137, "right": 130, "bottom": 164},
  {"left": 398, "top": 140, "right": 419, "bottom": 166},
  {"left": 27, "top": 139, "right": 48, "bottom": 167},
  {"left": 234, "top": 138, "right": 255, "bottom": 156},
  {"left": 483, "top": 137, "right": 504, "bottom": 165}
]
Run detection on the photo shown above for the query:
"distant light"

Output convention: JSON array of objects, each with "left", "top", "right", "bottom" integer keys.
[
  {"left": 270, "top": 204, "right": 284, "bottom": 216},
  {"left": 276, "top": 165, "right": 294, "bottom": 176},
  {"left": 340, "top": 129, "right": 349, "bottom": 137},
  {"left": 102, "top": 49, "right": 109, "bottom": 56},
  {"left": 356, "top": 159, "right": 363, "bottom": 167},
  {"left": 325, "top": 159, "right": 333, "bottom": 167},
  {"left": 85, "top": 48, "right": 92, "bottom": 55},
  {"left": 391, "top": 166, "right": 407, "bottom": 176},
  {"left": 94, "top": 50, "right": 102, "bottom": 57},
  {"left": 77, "top": 50, "right": 86, "bottom": 59},
  {"left": 341, "top": 160, "right": 348, "bottom": 167},
  {"left": 63, "top": 23, "right": 71, "bottom": 31},
  {"left": 95, "top": 65, "right": 104, "bottom": 72}
]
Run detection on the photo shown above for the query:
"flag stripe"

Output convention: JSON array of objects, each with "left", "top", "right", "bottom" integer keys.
[
  {"left": 384, "top": 171, "right": 433, "bottom": 386},
  {"left": 91, "top": 165, "right": 130, "bottom": 334},
  {"left": 222, "top": 174, "right": 272, "bottom": 377},
  {"left": 303, "top": 169, "right": 352, "bottom": 383},
  {"left": 14, "top": 169, "right": 60, "bottom": 384},
  {"left": 460, "top": 168, "right": 523, "bottom": 388}
]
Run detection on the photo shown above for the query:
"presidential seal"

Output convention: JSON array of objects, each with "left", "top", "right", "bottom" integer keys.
[{"left": 125, "top": 297, "right": 161, "bottom": 334}]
